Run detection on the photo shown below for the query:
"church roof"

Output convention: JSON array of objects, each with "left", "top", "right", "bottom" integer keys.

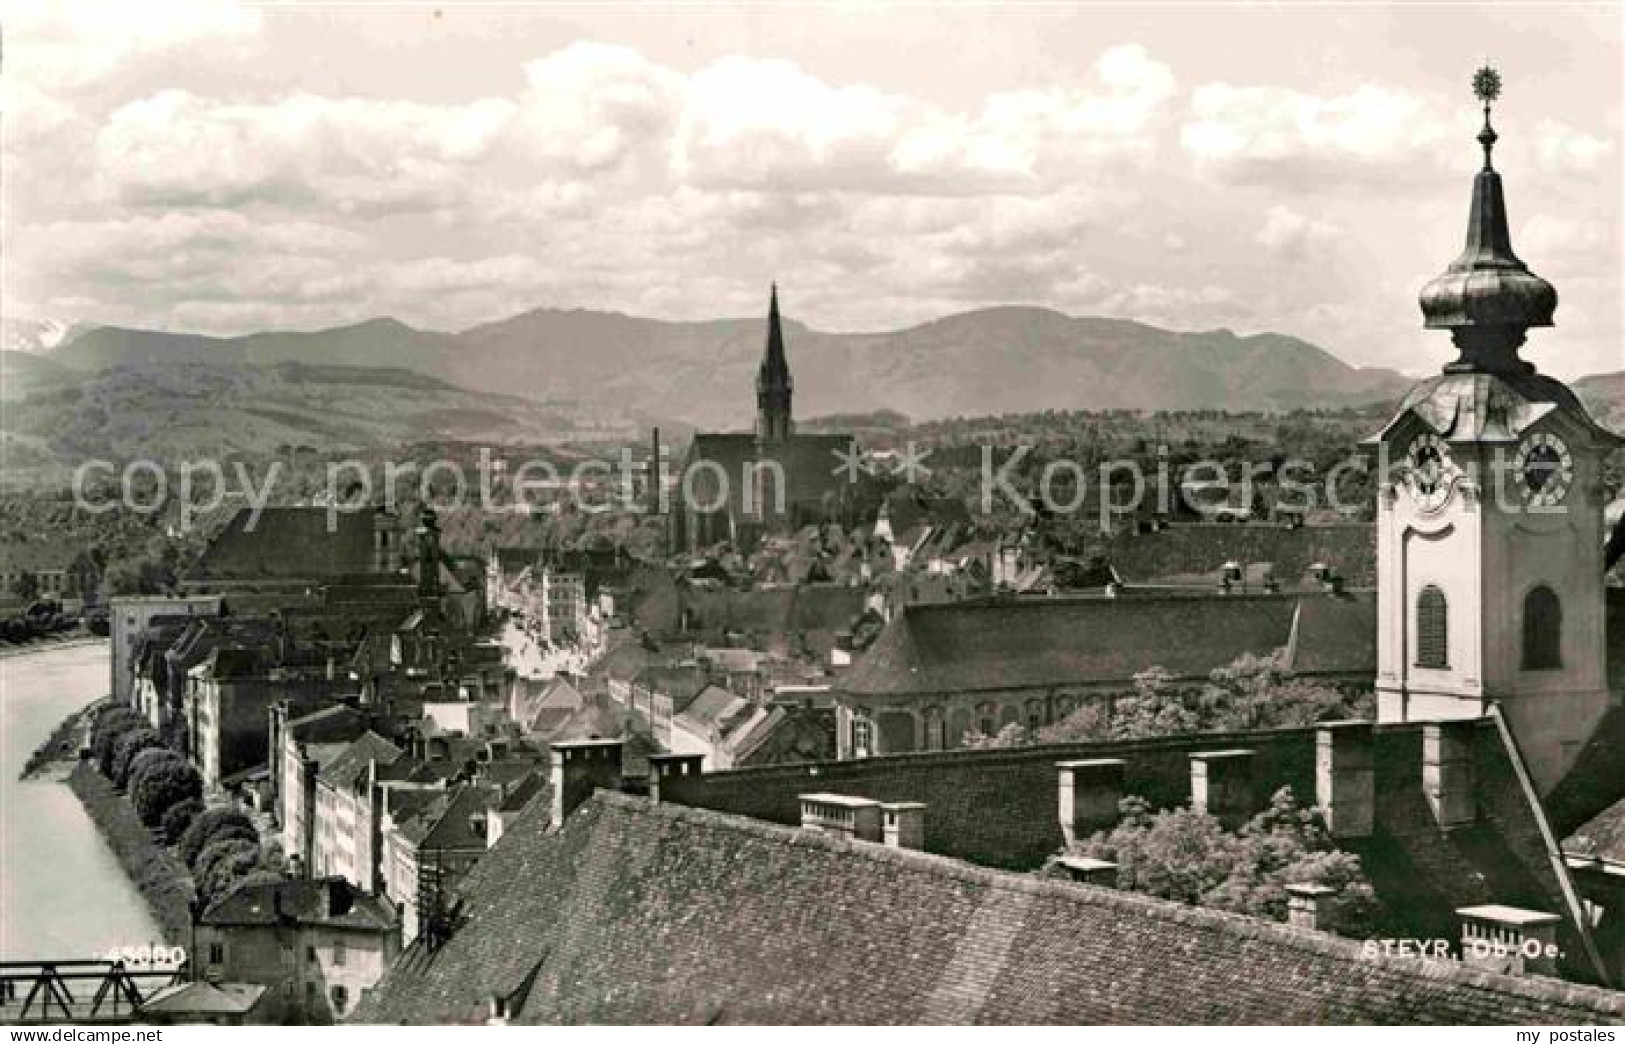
[
  {"left": 842, "top": 594, "right": 1372, "bottom": 699},
  {"left": 684, "top": 432, "right": 855, "bottom": 508},
  {"left": 1418, "top": 73, "right": 1556, "bottom": 337},
  {"left": 351, "top": 790, "right": 1625, "bottom": 1025},
  {"left": 1379, "top": 370, "right": 1619, "bottom": 447},
  {"left": 187, "top": 506, "right": 380, "bottom": 582},
  {"left": 758, "top": 282, "right": 792, "bottom": 394}
]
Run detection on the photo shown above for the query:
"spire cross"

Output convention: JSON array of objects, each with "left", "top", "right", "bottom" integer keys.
[{"left": 1473, "top": 65, "right": 1502, "bottom": 170}]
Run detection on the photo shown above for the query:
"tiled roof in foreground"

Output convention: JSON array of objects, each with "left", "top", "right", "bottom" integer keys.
[{"left": 352, "top": 791, "right": 1625, "bottom": 1026}]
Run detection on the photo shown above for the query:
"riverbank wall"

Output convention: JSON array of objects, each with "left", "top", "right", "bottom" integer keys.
[
  {"left": 16, "top": 699, "right": 104, "bottom": 780},
  {"left": 0, "top": 633, "right": 108, "bottom": 662}
]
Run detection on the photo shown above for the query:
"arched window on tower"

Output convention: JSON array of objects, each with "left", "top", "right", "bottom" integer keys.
[
  {"left": 1523, "top": 585, "right": 1563, "bottom": 670},
  {"left": 1416, "top": 585, "right": 1449, "bottom": 669}
]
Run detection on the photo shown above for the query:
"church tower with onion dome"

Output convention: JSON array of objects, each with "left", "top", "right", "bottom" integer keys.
[{"left": 1371, "top": 68, "right": 1623, "bottom": 791}]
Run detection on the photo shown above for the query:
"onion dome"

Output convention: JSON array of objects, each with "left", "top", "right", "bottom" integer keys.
[{"left": 1418, "top": 67, "right": 1556, "bottom": 375}]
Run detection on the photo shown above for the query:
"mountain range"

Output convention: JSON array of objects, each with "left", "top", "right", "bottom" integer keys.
[
  {"left": 37, "top": 306, "right": 1422, "bottom": 428},
  {"left": 4, "top": 306, "right": 1621, "bottom": 482}
]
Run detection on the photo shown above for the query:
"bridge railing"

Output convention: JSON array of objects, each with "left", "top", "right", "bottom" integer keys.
[{"left": 0, "top": 960, "right": 187, "bottom": 1024}]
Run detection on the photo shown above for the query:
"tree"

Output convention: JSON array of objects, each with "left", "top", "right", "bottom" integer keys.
[
  {"left": 93, "top": 708, "right": 146, "bottom": 777},
  {"left": 111, "top": 728, "right": 166, "bottom": 788},
  {"left": 178, "top": 808, "right": 257, "bottom": 870},
  {"left": 1075, "top": 787, "right": 1385, "bottom": 937},
  {"left": 1198, "top": 651, "right": 1373, "bottom": 731},
  {"left": 161, "top": 798, "right": 206, "bottom": 845},
  {"left": 961, "top": 722, "right": 1031, "bottom": 749},
  {"left": 195, "top": 837, "right": 262, "bottom": 906},
  {"left": 230, "top": 868, "right": 289, "bottom": 900},
  {"left": 131, "top": 758, "right": 203, "bottom": 827},
  {"left": 126, "top": 746, "right": 184, "bottom": 788},
  {"left": 1031, "top": 655, "right": 1376, "bottom": 747}
]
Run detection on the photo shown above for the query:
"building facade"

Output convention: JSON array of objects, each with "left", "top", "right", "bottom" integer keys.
[
  {"left": 1371, "top": 90, "right": 1623, "bottom": 791},
  {"left": 196, "top": 878, "right": 398, "bottom": 1025}
]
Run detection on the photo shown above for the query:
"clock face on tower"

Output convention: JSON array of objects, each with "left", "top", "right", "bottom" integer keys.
[
  {"left": 1516, "top": 431, "right": 1573, "bottom": 507},
  {"left": 1404, "top": 433, "right": 1455, "bottom": 509}
]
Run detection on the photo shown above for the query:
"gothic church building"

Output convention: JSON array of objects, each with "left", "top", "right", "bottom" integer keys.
[{"left": 672, "top": 286, "right": 856, "bottom": 552}]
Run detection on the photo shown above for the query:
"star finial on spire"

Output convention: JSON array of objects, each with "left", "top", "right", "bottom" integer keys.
[{"left": 1473, "top": 65, "right": 1502, "bottom": 169}]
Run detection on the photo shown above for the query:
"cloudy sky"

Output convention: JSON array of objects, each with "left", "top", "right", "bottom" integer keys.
[{"left": 3, "top": 1, "right": 1620, "bottom": 378}]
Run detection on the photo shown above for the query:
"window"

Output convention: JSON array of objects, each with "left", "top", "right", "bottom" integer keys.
[
  {"left": 976, "top": 703, "right": 997, "bottom": 736},
  {"left": 306, "top": 945, "right": 316, "bottom": 964},
  {"left": 1523, "top": 586, "right": 1563, "bottom": 669},
  {"left": 1025, "top": 699, "right": 1045, "bottom": 733},
  {"left": 851, "top": 718, "right": 873, "bottom": 758},
  {"left": 333, "top": 939, "right": 346, "bottom": 967},
  {"left": 331, "top": 985, "right": 349, "bottom": 1012},
  {"left": 1416, "top": 585, "right": 1449, "bottom": 669},
  {"left": 209, "top": 942, "right": 224, "bottom": 965}
]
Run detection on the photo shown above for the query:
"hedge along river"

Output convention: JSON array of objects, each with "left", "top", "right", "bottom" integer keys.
[{"left": 1, "top": 641, "right": 162, "bottom": 959}]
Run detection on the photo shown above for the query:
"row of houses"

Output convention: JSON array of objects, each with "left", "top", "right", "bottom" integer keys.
[{"left": 107, "top": 506, "right": 580, "bottom": 1023}]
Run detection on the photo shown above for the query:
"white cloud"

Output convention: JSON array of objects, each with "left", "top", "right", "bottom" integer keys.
[
  {"left": 1182, "top": 82, "right": 1450, "bottom": 185},
  {"left": 1256, "top": 205, "right": 1341, "bottom": 255},
  {"left": 509, "top": 42, "right": 685, "bottom": 174},
  {"left": 5, "top": 0, "right": 262, "bottom": 92},
  {"left": 8, "top": 22, "right": 1616, "bottom": 381},
  {"left": 1533, "top": 119, "right": 1614, "bottom": 174},
  {"left": 675, "top": 43, "right": 1174, "bottom": 192},
  {"left": 94, "top": 89, "right": 516, "bottom": 211}
]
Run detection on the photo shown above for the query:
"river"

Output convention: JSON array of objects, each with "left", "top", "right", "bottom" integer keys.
[{"left": 0, "top": 642, "right": 162, "bottom": 959}]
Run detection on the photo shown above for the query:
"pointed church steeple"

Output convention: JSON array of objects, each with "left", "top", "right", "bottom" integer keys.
[
  {"left": 756, "top": 283, "right": 794, "bottom": 444},
  {"left": 1418, "top": 66, "right": 1557, "bottom": 375}
]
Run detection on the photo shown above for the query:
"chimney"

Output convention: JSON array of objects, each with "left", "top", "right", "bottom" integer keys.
[
  {"left": 650, "top": 427, "right": 663, "bottom": 513},
  {"left": 647, "top": 752, "right": 704, "bottom": 804},
  {"left": 1424, "top": 721, "right": 1476, "bottom": 829},
  {"left": 548, "top": 738, "right": 625, "bottom": 828},
  {"left": 1457, "top": 905, "right": 1562, "bottom": 977},
  {"left": 1190, "top": 749, "right": 1256, "bottom": 827},
  {"left": 1057, "top": 759, "right": 1126, "bottom": 847},
  {"left": 326, "top": 878, "right": 354, "bottom": 918},
  {"left": 881, "top": 802, "right": 925, "bottom": 850},
  {"left": 1315, "top": 721, "right": 1374, "bottom": 838},
  {"left": 799, "top": 793, "right": 883, "bottom": 842},
  {"left": 486, "top": 994, "right": 511, "bottom": 1026},
  {"left": 1286, "top": 883, "right": 1338, "bottom": 932},
  {"left": 1057, "top": 854, "right": 1118, "bottom": 887}
]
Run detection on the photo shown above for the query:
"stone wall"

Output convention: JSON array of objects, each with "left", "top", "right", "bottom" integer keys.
[{"left": 660, "top": 726, "right": 1320, "bottom": 869}]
